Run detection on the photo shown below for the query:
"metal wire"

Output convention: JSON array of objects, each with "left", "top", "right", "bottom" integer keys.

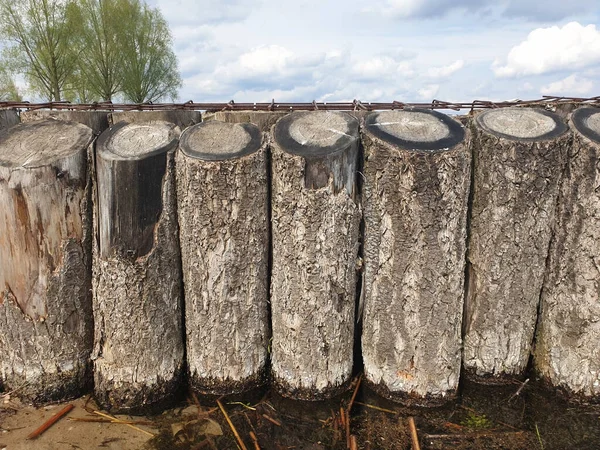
[{"left": 1, "top": 95, "right": 598, "bottom": 113}]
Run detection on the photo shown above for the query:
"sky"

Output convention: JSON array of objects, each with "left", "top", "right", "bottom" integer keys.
[{"left": 147, "top": 0, "right": 600, "bottom": 104}]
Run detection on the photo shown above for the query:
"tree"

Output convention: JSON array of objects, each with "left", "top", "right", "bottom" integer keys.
[
  {"left": 0, "top": 66, "right": 22, "bottom": 101},
  {"left": 0, "top": 0, "right": 80, "bottom": 101},
  {"left": 120, "top": 1, "right": 182, "bottom": 103}
]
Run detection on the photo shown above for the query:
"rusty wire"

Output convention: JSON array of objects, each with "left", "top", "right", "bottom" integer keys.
[{"left": 0, "top": 95, "right": 599, "bottom": 113}]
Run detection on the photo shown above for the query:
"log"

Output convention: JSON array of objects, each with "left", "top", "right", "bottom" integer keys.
[
  {"left": 92, "top": 120, "right": 184, "bottom": 412},
  {"left": 176, "top": 120, "right": 269, "bottom": 394},
  {"left": 21, "top": 110, "right": 109, "bottom": 136},
  {"left": 361, "top": 109, "right": 470, "bottom": 406},
  {"left": 108, "top": 110, "right": 201, "bottom": 130},
  {"left": 0, "top": 109, "right": 19, "bottom": 129},
  {"left": 270, "top": 111, "right": 361, "bottom": 400},
  {"left": 463, "top": 107, "right": 569, "bottom": 380},
  {"left": 534, "top": 107, "right": 600, "bottom": 398},
  {"left": 0, "top": 119, "right": 94, "bottom": 402},
  {"left": 203, "top": 111, "right": 288, "bottom": 132}
]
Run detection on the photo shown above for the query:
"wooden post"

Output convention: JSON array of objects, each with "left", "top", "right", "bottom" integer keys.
[
  {"left": 21, "top": 110, "right": 109, "bottom": 136},
  {"left": 361, "top": 109, "right": 470, "bottom": 406},
  {"left": 0, "top": 119, "right": 94, "bottom": 402},
  {"left": 176, "top": 121, "right": 269, "bottom": 394},
  {"left": 464, "top": 107, "right": 569, "bottom": 380},
  {"left": 270, "top": 111, "right": 361, "bottom": 400},
  {"left": 203, "top": 111, "right": 288, "bottom": 132},
  {"left": 535, "top": 107, "right": 600, "bottom": 397},
  {"left": 108, "top": 110, "right": 201, "bottom": 130},
  {"left": 93, "top": 120, "right": 184, "bottom": 412},
  {"left": 0, "top": 109, "right": 19, "bottom": 129}
]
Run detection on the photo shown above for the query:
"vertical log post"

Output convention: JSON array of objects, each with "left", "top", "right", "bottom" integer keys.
[
  {"left": 535, "top": 107, "right": 600, "bottom": 397},
  {"left": 0, "top": 109, "right": 19, "bottom": 129},
  {"left": 108, "top": 111, "right": 201, "bottom": 130},
  {"left": 464, "top": 107, "right": 569, "bottom": 380},
  {"left": 93, "top": 121, "right": 184, "bottom": 412},
  {"left": 361, "top": 109, "right": 470, "bottom": 406},
  {"left": 271, "top": 111, "right": 361, "bottom": 400},
  {"left": 176, "top": 121, "right": 269, "bottom": 394},
  {"left": 0, "top": 120, "right": 94, "bottom": 402},
  {"left": 203, "top": 111, "right": 288, "bottom": 132},
  {"left": 21, "top": 111, "right": 109, "bottom": 136}
]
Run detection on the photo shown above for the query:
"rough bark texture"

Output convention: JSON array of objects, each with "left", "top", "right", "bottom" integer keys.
[
  {"left": 108, "top": 111, "right": 201, "bottom": 131},
  {"left": 176, "top": 121, "right": 269, "bottom": 394},
  {"left": 270, "top": 111, "right": 360, "bottom": 400},
  {"left": 0, "top": 119, "right": 94, "bottom": 403},
  {"left": 204, "top": 111, "right": 288, "bottom": 132},
  {"left": 21, "top": 110, "right": 109, "bottom": 136},
  {"left": 93, "top": 121, "right": 184, "bottom": 412},
  {"left": 0, "top": 109, "right": 19, "bottom": 129},
  {"left": 361, "top": 110, "right": 471, "bottom": 406},
  {"left": 535, "top": 107, "right": 600, "bottom": 398},
  {"left": 464, "top": 108, "right": 570, "bottom": 380}
]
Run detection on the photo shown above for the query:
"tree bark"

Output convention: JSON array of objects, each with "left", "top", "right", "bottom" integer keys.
[
  {"left": 176, "top": 121, "right": 269, "bottom": 395},
  {"left": 464, "top": 107, "right": 570, "bottom": 380},
  {"left": 361, "top": 109, "right": 470, "bottom": 406},
  {"left": 108, "top": 111, "right": 201, "bottom": 130},
  {"left": 92, "top": 120, "right": 184, "bottom": 412},
  {"left": 0, "top": 119, "right": 94, "bottom": 403},
  {"left": 0, "top": 109, "right": 19, "bottom": 129},
  {"left": 270, "top": 111, "right": 360, "bottom": 400},
  {"left": 21, "top": 110, "right": 109, "bottom": 136},
  {"left": 535, "top": 107, "right": 600, "bottom": 398},
  {"left": 204, "top": 111, "right": 288, "bottom": 132}
]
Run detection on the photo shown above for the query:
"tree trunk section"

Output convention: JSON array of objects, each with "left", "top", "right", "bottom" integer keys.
[
  {"left": 361, "top": 109, "right": 470, "bottom": 406},
  {"left": 270, "top": 111, "right": 361, "bottom": 400},
  {"left": 176, "top": 121, "right": 269, "bottom": 395},
  {"left": 21, "top": 111, "right": 109, "bottom": 136},
  {"left": 0, "top": 109, "right": 19, "bottom": 129},
  {"left": 204, "top": 111, "right": 288, "bottom": 132},
  {"left": 109, "top": 111, "right": 201, "bottom": 130},
  {"left": 93, "top": 120, "right": 184, "bottom": 412},
  {"left": 535, "top": 107, "right": 600, "bottom": 398},
  {"left": 464, "top": 107, "right": 569, "bottom": 380},
  {"left": 0, "top": 119, "right": 94, "bottom": 403}
]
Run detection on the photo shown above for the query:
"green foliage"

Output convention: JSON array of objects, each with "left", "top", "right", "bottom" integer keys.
[
  {"left": 460, "top": 411, "right": 493, "bottom": 429},
  {"left": 0, "top": 66, "right": 21, "bottom": 101}
]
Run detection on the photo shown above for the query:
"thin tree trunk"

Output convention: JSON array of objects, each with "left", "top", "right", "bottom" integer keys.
[
  {"left": 0, "top": 119, "right": 94, "bottom": 403},
  {"left": 464, "top": 107, "right": 569, "bottom": 380},
  {"left": 270, "top": 111, "right": 361, "bottom": 400},
  {"left": 92, "top": 120, "right": 184, "bottom": 412},
  {"left": 177, "top": 121, "right": 269, "bottom": 394},
  {"left": 361, "top": 109, "right": 470, "bottom": 406},
  {"left": 535, "top": 107, "right": 600, "bottom": 397}
]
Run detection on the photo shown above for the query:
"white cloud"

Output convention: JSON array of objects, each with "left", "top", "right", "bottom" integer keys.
[
  {"left": 352, "top": 56, "right": 415, "bottom": 80},
  {"left": 418, "top": 84, "right": 440, "bottom": 99},
  {"left": 540, "top": 74, "right": 594, "bottom": 95},
  {"left": 493, "top": 22, "right": 600, "bottom": 77},
  {"left": 427, "top": 60, "right": 464, "bottom": 78}
]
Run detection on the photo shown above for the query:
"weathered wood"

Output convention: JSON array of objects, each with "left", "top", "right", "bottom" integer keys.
[
  {"left": 203, "top": 111, "right": 288, "bottom": 132},
  {"left": 93, "top": 120, "right": 184, "bottom": 412},
  {"left": 0, "top": 119, "right": 94, "bottom": 402},
  {"left": 270, "top": 111, "right": 360, "bottom": 400},
  {"left": 535, "top": 107, "right": 600, "bottom": 398},
  {"left": 464, "top": 107, "right": 570, "bottom": 380},
  {"left": 0, "top": 109, "right": 19, "bottom": 129},
  {"left": 21, "top": 110, "right": 109, "bottom": 135},
  {"left": 361, "top": 109, "right": 470, "bottom": 406},
  {"left": 176, "top": 120, "right": 269, "bottom": 394},
  {"left": 108, "top": 110, "right": 201, "bottom": 130}
]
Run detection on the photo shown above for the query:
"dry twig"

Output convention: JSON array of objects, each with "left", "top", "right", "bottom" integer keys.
[
  {"left": 92, "top": 410, "right": 155, "bottom": 437},
  {"left": 27, "top": 404, "right": 74, "bottom": 439},
  {"left": 408, "top": 417, "right": 421, "bottom": 450},
  {"left": 217, "top": 399, "right": 248, "bottom": 450}
]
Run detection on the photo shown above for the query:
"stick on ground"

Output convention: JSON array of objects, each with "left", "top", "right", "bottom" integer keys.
[
  {"left": 27, "top": 404, "right": 75, "bottom": 439},
  {"left": 217, "top": 399, "right": 248, "bottom": 450},
  {"left": 408, "top": 417, "right": 421, "bottom": 450}
]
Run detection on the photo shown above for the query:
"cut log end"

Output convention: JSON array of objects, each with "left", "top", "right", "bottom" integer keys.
[
  {"left": 572, "top": 107, "right": 600, "bottom": 144},
  {"left": 180, "top": 121, "right": 262, "bottom": 161},
  {"left": 98, "top": 120, "right": 180, "bottom": 160},
  {"left": 365, "top": 109, "right": 465, "bottom": 151},
  {"left": 0, "top": 120, "right": 93, "bottom": 168},
  {"left": 475, "top": 107, "right": 567, "bottom": 141}
]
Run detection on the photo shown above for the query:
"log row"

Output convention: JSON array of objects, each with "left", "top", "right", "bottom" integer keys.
[{"left": 1, "top": 107, "right": 599, "bottom": 410}]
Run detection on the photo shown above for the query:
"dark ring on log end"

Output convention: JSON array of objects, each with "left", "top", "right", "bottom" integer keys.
[
  {"left": 572, "top": 107, "right": 600, "bottom": 144},
  {"left": 476, "top": 107, "right": 568, "bottom": 142},
  {"left": 179, "top": 121, "right": 262, "bottom": 161},
  {"left": 274, "top": 111, "right": 359, "bottom": 157},
  {"left": 365, "top": 108, "right": 465, "bottom": 151}
]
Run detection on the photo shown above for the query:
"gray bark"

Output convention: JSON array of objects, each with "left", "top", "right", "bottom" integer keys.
[
  {"left": 21, "top": 111, "right": 109, "bottom": 136},
  {"left": 0, "top": 109, "right": 19, "bottom": 129},
  {"left": 535, "top": 107, "right": 600, "bottom": 397},
  {"left": 108, "top": 111, "right": 201, "bottom": 131},
  {"left": 92, "top": 121, "right": 184, "bottom": 412},
  {"left": 464, "top": 107, "right": 570, "bottom": 380},
  {"left": 361, "top": 109, "right": 471, "bottom": 406},
  {"left": 0, "top": 119, "right": 94, "bottom": 403},
  {"left": 176, "top": 121, "right": 269, "bottom": 394},
  {"left": 270, "top": 111, "right": 360, "bottom": 400},
  {"left": 204, "top": 111, "right": 288, "bottom": 132}
]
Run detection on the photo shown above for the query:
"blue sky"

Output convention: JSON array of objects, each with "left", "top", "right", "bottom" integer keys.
[{"left": 148, "top": 0, "right": 600, "bottom": 103}]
